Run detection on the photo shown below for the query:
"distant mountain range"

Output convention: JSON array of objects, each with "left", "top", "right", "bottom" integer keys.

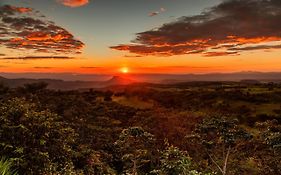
[
  {"left": 0, "top": 75, "right": 135, "bottom": 90},
  {"left": 0, "top": 72, "right": 280, "bottom": 90},
  {"left": 157, "top": 72, "right": 281, "bottom": 84}
]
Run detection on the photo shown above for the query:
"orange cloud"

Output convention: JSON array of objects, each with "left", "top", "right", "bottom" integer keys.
[
  {"left": 26, "top": 32, "right": 70, "bottom": 41},
  {"left": 57, "top": 0, "right": 89, "bottom": 7},
  {"left": 0, "top": 5, "right": 84, "bottom": 55},
  {"left": 11, "top": 6, "right": 32, "bottom": 13},
  {"left": 0, "top": 5, "right": 32, "bottom": 15},
  {"left": 111, "top": 0, "right": 281, "bottom": 57},
  {"left": 204, "top": 52, "right": 239, "bottom": 57}
]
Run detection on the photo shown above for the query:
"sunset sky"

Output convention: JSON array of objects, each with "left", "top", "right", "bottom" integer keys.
[{"left": 1, "top": 0, "right": 281, "bottom": 74}]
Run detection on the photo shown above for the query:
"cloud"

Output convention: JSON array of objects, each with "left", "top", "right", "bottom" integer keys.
[
  {"left": 112, "top": 0, "right": 281, "bottom": 57},
  {"left": 160, "top": 8, "right": 166, "bottom": 12},
  {"left": 0, "top": 54, "right": 5, "bottom": 56},
  {"left": 33, "top": 66, "right": 54, "bottom": 69},
  {"left": 149, "top": 7, "right": 166, "bottom": 17},
  {"left": 57, "top": 0, "right": 89, "bottom": 7},
  {"left": 0, "top": 5, "right": 84, "bottom": 55},
  {"left": 203, "top": 51, "right": 239, "bottom": 57},
  {"left": 10, "top": 6, "right": 32, "bottom": 13},
  {"left": 229, "top": 44, "right": 281, "bottom": 51},
  {"left": 0, "top": 5, "right": 32, "bottom": 15},
  {"left": 124, "top": 55, "right": 143, "bottom": 58},
  {"left": 149, "top": 11, "right": 159, "bottom": 17},
  {"left": 0, "top": 56, "right": 74, "bottom": 60},
  {"left": 80, "top": 66, "right": 101, "bottom": 69}
]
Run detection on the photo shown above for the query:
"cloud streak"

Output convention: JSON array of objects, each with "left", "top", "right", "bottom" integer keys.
[
  {"left": 0, "top": 5, "right": 84, "bottom": 55},
  {"left": 33, "top": 66, "right": 54, "bottom": 69},
  {"left": 0, "top": 56, "right": 74, "bottom": 60},
  {"left": 111, "top": 0, "right": 281, "bottom": 57}
]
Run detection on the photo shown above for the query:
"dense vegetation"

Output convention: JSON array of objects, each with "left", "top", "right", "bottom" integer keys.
[{"left": 0, "top": 81, "right": 280, "bottom": 174}]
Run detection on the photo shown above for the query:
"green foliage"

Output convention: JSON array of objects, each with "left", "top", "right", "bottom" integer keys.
[
  {"left": 153, "top": 144, "right": 192, "bottom": 175},
  {"left": 0, "top": 98, "right": 76, "bottom": 174},
  {"left": 186, "top": 117, "right": 252, "bottom": 174},
  {"left": 194, "top": 117, "right": 252, "bottom": 147},
  {"left": 44, "top": 162, "right": 84, "bottom": 175},
  {"left": 151, "top": 142, "right": 213, "bottom": 175},
  {"left": 74, "top": 149, "right": 116, "bottom": 175},
  {"left": 0, "top": 82, "right": 280, "bottom": 174},
  {"left": 0, "top": 157, "right": 18, "bottom": 175},
  {"left": 256, "top": 120, "right": 281, "bottom": 153},
  {"left": 115, "top": 127, "right": 156, "bottom": 175},
  {"left": 23, "top": 82, "right": 48, "bottom": 94}
]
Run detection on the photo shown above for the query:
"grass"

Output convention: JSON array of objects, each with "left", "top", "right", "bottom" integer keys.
[
  {"left": 112, "top": 96, "right": 154, "bottom": 109},
  {"left": 0, "top": 157, "right": 18, "bottom": 175}
]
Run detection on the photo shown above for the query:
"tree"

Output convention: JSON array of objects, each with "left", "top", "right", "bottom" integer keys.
[
  {"left": 114, "top": 127, "right": 156, "bottom": 175},
  {"left": 254, "top": 120, "right": 281, "bottom": 174},
  {"left": 257, "top": 120, "right": 281, "bottom": 153},
  {"left": 73, "top": 147, "right": 116, "bottom": 175},
  {"left": 22, "top": 82, "right": 48, "bottom": 94},
  {"left": 0, "top": 83, "right": 9, "bottom": 95},
  {"left": 186, "top": 117, "right": 252, "bottom": 175},
  {"left": 103, "top": 91, "right": 113, "bottom": 102},
  {"left": 151, "top": 141, "right": 212, "bottom": 175}
]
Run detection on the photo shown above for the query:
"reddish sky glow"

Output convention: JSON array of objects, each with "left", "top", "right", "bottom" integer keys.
[{"left": 0, "top": 0, "right": 281, "bottom": 74}]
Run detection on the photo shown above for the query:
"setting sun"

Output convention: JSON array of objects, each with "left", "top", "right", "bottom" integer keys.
[
  {"left": 1, "top": 1, "right": 281, "bottom": 174},
  {"left": 120, "top": 67, "right": 129, "bottom": 74}
]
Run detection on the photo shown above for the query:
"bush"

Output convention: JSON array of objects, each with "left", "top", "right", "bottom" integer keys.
[{"left": 0, "top": 98, "right": 77, "bottom": 174}]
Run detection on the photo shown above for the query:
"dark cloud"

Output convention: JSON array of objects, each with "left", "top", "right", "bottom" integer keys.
[
  {"left": 0, "top": 54, "right": 5, "bottom": 56},
  {"left": 0, "top": 5, "right": 84, "bottom": 55},
  {"left": 33, "top": 66, "right": 54, "bottom": 69},
  {"left": 229, "top": 44, "right": 281, "bottom": 51},
  {"left": 203, "top": 51, "right": 239, "bottom": 57},
  {"left": 80, "top": 66, "right": 101, "bottom": 69},
  {"left": 111, "top": 0, "right": 281, "bottom": 57},
  {"left": 0, "top": 56, "right": 74, "bottom": 60}
]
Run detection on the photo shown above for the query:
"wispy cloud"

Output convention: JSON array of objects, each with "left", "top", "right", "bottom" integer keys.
[
  {"left": 149, "top": 7, "right": 166, "bottom": 17},
  {"left": 149, "top": 11, "right": 159, "bottom": 17},
  {"left": 204, "top": 52, "right": 239, "bottom": 57},
  {"left": 33, "top": 66, "right": 54, "bottom": 69},
  {"left": 80, "top": 66, "right": 102, "bottom": 69},
  {"left": 112, "top": 0, "right": 281, "bottom": 57},
  {"left": 0, "top": 56, "right": 74, "bottom": 60},
  {"left": 124, "top": 55, "right": 143, "bottom": 58}
]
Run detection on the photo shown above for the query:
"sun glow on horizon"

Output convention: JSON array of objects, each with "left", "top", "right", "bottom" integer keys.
[{"left": 120, "top": 67, "right": 129, "bottom": 74}]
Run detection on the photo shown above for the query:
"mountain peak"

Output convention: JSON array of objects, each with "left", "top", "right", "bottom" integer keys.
[
  {"left": 106, "top": 76, "right": 134, "bottom": 85},
  {"left": 111, "top": 75, "right": 122, "bottom": 80}
]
